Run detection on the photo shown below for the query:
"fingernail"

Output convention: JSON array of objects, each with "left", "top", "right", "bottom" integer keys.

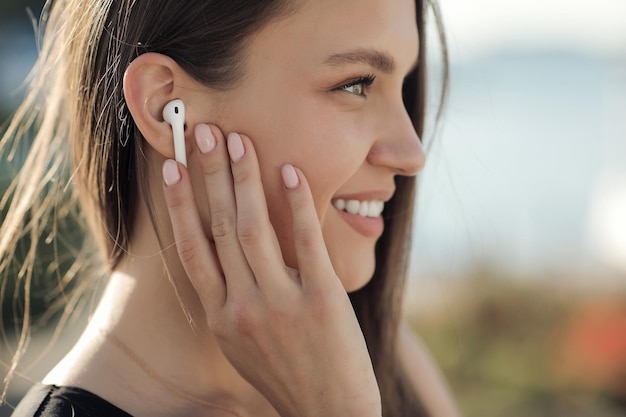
[
  {"left": 227, "top": 132, "right": 245, "bottom": 163},
  {"left": 163, "top": 159, "right": 181, "bottom": 186},
  {"left": 281, "top": 164, "right": 299, "bottom": 189},
  {"left": 195, "top": 124, "right": 215, "bottom": 154}
]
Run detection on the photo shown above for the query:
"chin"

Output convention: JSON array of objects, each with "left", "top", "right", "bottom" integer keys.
[{"left": 339, "top": 258, "right": 376, "bottom": 293}]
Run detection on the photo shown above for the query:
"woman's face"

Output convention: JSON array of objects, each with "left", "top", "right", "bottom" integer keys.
[{"left": 195, "top": 0, "right": 424, "bottom": 291}]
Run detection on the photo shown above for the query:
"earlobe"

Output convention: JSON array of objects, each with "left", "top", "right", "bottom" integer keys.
[{"left": 123, "top": 53, "right": 191, "bottom": 160}]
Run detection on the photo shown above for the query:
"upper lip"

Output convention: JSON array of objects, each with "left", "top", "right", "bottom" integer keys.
[{"left": 332, "top": 189, "right": 396, "bottom": 203}]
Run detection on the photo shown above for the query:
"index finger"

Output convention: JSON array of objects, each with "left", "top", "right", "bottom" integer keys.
[{"left": 281, "top": 164, "right": 336, "bottom": 289}]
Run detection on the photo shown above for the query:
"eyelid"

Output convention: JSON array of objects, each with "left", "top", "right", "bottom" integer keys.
[{"left": 332, "top": 74, "right": 376, "bottom": 97}]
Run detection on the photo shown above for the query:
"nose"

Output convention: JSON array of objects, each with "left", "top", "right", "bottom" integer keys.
[{"left": 367, "top": 104, "right": 425, "bottom": 176}]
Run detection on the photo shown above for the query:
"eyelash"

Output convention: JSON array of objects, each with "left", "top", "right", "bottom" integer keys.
[{"left": 336, "top": 74, "right": 376, "bottom": 97}]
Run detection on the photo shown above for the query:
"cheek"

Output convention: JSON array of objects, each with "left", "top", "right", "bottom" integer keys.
[
  {"left": 217, "top": 89, "right": 371, "bottom": 270},
  {"left": 262, "top": 159, "right": 349, "bottom": 270}
]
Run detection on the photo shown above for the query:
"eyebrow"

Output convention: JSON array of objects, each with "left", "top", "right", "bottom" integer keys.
[{"left": 324, "top": 48, "right": 396, "bottom": 74}]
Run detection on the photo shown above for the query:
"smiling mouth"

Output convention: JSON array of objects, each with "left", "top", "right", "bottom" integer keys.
[{"left": 332, "top": 199, "right": 385, "bottom": 218}]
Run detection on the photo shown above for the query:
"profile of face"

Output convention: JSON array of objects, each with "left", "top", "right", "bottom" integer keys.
[{"left": 174, "top": 0, "right": 424, "bottom": 291}]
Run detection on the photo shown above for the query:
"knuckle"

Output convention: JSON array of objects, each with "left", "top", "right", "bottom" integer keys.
[
  {"left": 176, "top": 237, "right": 199, "bottom": 266},
  {"left": 165, "top": 191, "right": 188, "bottom": 211},
  {"left": 200, "top": 158, "right": 223, "bottom": 178},
  {"left": 289, "top": 195, "right": 309, "bottom": 215},
  {"left": 293, "top": 226, "right": 316, "bottom": 249},
  {"left": 231, "top": 167, "right": 250, "bottom": 185},
  {"left": 237, "top": 218, "right": 261, "bottom": 247},
  {"left": 211, "top": 205, "right": 235, "bottom": 241},
  {"left": 307, "top": 285, "right": 344, "bottom": 315},
  {"left": 229, "top": 301, "right": 259, "bottom": 336}
]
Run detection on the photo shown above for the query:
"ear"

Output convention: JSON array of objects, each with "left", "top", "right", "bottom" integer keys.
[{"left": 123, "top": 52, "right": 202, "bottom": 160}]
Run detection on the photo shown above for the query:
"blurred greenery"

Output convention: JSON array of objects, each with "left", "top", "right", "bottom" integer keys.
[{"left": 409, "top": 266, "right": 626, "bottom": 417}]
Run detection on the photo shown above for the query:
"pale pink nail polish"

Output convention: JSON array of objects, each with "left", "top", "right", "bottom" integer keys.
[
  {"left": 281, "top": 164, "right": 299, "bottom": 189},
  {"left": 195, "top": 124, "right": 215, "bottom": 154},
  {"left": 163, "top": 159, "right": 181, "bottom": 186},
  {"left": 227, "top": 132, "right": 245, "bottom": 162}
]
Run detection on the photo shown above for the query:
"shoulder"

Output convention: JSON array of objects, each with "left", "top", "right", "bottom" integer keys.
[
  {"left": 397, "top": 322, "right": 464, "bottom": 417},
  {"left": 11, "top": 383, "right": 132, "bottom": 417}
]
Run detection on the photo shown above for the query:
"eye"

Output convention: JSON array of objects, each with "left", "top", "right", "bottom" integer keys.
[{"left": 337, "top": 74, "right": 376, "bottom": 97}]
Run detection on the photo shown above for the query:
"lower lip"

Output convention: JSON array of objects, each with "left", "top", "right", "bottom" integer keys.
[{"left": 335, "top": 209, "right": 384, "bottom": 238}]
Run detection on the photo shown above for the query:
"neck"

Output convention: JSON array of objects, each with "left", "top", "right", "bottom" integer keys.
[{"left": 44, "top": 195, "right": 278, "bottom": 417}]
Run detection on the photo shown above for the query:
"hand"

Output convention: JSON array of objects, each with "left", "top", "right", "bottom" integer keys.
[{"left": 161, "top": 124, "right": 382, "bottom": 417}]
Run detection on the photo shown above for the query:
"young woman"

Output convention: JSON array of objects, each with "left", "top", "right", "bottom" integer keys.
[{"left": 1, "top": 0, "right": 458, "bottom": 416}]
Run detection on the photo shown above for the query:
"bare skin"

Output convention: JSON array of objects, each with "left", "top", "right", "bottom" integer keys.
[{"left": 44, "top": 0, "right": 461, "bottom": 416}]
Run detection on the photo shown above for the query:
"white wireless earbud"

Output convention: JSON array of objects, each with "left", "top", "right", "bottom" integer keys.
[{"left": 163, "top": 99, "right": 187, "bottom": 167}]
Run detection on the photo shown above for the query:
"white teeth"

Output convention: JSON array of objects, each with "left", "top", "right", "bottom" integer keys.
[
  {"left": 346, "top": 199, "right": 360, "bottom": 214},
  {"left": 358, "top": 201, "right": 369, "bottom": 217},
  {"left": 333, "top": 199, "right": 384, "bottom": 218},
  {"left": 368, "top": 201, "right": 382, "bottom": 217}
]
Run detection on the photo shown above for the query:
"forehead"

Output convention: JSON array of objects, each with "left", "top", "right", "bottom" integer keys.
[{"left": 246, "top": 0, "right": 419, "bottom": 73}]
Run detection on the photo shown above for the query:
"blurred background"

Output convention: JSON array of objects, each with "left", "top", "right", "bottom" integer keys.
[
  {"left": 409, "top": 1, "right": 626, "bottom": 416},
  {"left": 1, "top": 0, "right": 625, "bottom": 416}
]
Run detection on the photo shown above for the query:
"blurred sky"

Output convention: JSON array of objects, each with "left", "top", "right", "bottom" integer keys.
[
  {"left": 412, "top": 0, "right": 626, "bottom": 279},
  {"left": 435, "top": 0, "right": 626, "bottom": 62}
]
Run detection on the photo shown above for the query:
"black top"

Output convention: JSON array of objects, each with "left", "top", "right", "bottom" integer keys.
[{"left": 11, "top": 384, "right": 132, "bottom": 417}]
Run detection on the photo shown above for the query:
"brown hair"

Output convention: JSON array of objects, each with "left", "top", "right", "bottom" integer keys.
[{"left": 0, "top": 0, "right": 448, "bottom": 415}]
